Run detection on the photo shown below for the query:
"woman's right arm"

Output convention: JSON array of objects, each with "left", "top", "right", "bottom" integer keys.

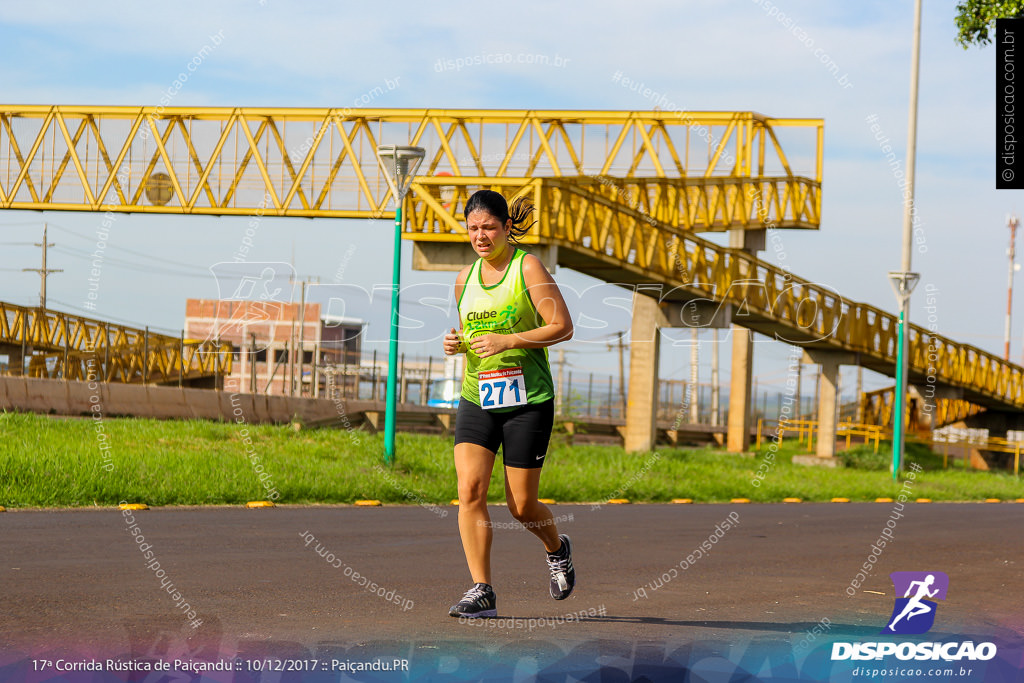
[
  {"left": 453, "top": 264, "right": 470, "bottom": 307},
  {"left": 443, "top": 265, "right": 472, "bottom": 355}
]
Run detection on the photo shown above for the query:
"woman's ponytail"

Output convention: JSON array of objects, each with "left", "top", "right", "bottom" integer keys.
[{"left": 464, "top": 190, "right": 537, "bottom": 244}]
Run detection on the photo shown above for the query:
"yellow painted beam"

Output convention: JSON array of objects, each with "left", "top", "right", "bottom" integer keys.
[
  {"left": 2, "top": 301, "right": 231, "bottom": 384},
  {"left": 0, "top": 106, "right": 821, "bottom": 217}
]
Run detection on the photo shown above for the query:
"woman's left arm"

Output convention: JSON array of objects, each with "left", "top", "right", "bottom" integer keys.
[{"left": 469, "top": 254, "right": 573, "bottom": 358}]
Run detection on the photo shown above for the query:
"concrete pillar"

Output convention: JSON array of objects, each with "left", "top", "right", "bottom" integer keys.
[
  {"left": 815, "top": 356, "right": 840, "bottom": 459},
  {"left": 624, "top": 289, "right": 667, "bottom": 452},
  {"left": 729, "top": 228, "right": 766, "bottom": 252},
  {"left": 2, "top": 343, "right": 32, "bottom": 376},
  {"left": 726, "top": 325, "right": 754, "bottom": 452},
  {"left": 802, "top": 350, "right": 856, "bottom": 459},
  {"left": 723, "top": 227, "right": 764, "bottom": 454}
]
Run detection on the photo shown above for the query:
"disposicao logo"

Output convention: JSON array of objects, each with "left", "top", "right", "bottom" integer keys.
[
  {"left": 831, "top": 571, "right": 997, "bottom": 663},
  {"left": 882, "top": 571, "right": 948, "bottom": 635}
]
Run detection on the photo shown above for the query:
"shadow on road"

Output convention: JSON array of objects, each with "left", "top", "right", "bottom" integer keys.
[{"left": 467, "top": 616, "right": 880, "bottom": 637}]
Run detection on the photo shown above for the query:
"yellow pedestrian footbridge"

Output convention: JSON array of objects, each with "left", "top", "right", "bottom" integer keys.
[
  {"left": 0, "top": 301, "right": 232, "bottom": 384},
  {"left": 0, "top": 105, "right": 1017, "bottom": 430}
]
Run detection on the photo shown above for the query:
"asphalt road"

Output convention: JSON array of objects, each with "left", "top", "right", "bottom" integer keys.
[{"left": 2, "top": 503, "right": 1022, "bottom": 680}]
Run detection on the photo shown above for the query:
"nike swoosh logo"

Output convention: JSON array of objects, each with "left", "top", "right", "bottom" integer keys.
[{"left": 536, "top": 454, "right": 545, "bottom": 460}]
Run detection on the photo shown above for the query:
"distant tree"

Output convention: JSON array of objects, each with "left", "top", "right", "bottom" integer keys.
[{"left": 955, "top": 0, "right": 1024, "bottom": 48}]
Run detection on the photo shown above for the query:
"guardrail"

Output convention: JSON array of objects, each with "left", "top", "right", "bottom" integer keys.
[
  {"left": 756, "top": 418, "right": 1021, "bottom": 474},
  {"left": 756, "top": 418, "right": 885, "bottom": 453}
]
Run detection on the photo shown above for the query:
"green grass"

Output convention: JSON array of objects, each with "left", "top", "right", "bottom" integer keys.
[{"left": 0, "top": 411, "right": 1021, "bottom": 508}]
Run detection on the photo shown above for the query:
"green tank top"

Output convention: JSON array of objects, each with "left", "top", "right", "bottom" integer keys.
[{"left": 458, "top": 247, "right": 555, "bottom": 409}]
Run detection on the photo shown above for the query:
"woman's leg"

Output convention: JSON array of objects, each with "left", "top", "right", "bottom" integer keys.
[
  {"left": 504, "top": 465, "right": 560, "bottom": 552},
  {"left": 500, "top": 399, "right": 560, "bottom": 552},
  {"left": 505, "top": 463, "right": 576, "bottom": 600},
  {"left": 454, "top": 442, "right": 497, "bottom": 583}
]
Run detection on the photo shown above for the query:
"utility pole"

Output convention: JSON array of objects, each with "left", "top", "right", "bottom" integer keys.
[
  {"left": 856, "top": 364, "right": 864, "bottom": 423},
  {"left": 795, "top": 359, "right": 803, "bottom": 419},
  {"left": 689, "top": 328, "right": 699, "bottom": 423},
  {"left": 813, "top": 366, "right": 821, "bottom": 421},
  {"left": 556, "top": 348, "right": 566, "bottom": 416},
  {"left": 250, "top": 332, "right": 258, "bottom": 394},
  {"left": 298, "top": 279, "right": 307, "bottom": 397},
  {"left": 614, "top": 332, "right": 627, "bottom": 417},
  {"left": 710, "top": 328, "right": 720, "bottom": 426},
  {"left": 752, "top": 376, "right": 759, "bottom": 423},
  {"left": 1006, "top": 214, "right": 1019, "bottom": 361},
  {"left": 23, "top": 223, "right": 62, "bottom": 309}
]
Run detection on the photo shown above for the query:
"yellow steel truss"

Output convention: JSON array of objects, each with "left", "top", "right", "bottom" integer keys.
[
  {"left": 409, "top": 175, "right": 819, "bottom": 234},
  {"left": 0, "top": 105, "right": 1008, "bottom": 416},
  {"left": 860, "top": 386, "right": 984, "bottom": 430},
  {"left": 0, "top": 106, "right": 821, "bottom": 227},
  {"left": 0, "top": 302, "right": 231, "bottom": 383},
  {"left": 403, "top": 176, "right": 1024, "bottom": 413}
]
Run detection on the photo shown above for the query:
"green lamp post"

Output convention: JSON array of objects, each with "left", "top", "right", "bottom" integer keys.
[
  {"left": 888, "top": 272, "right": 919, "bottom": 479},
  {"left": 375, "top": 144, "right": 425, "bottom": 465}
]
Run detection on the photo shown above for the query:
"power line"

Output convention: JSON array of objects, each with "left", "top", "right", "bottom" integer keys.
[
  {"left": 9, "top": 220, "right": 345, "bottom": 289},
  {"left": 51, "top": 245, "right": 213, "bottom": 279},
  {"left": 53, "top": 243, "right": 327, "bottom": 283},
  {"left": 45, "top": 222, "right": 214, "bottom": 273},
  {"left": 46, "top": 297, "right": 182, "bottom": 335}
]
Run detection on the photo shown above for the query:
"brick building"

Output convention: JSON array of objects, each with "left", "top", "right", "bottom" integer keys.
[{"left": 184, "top": 299, "right": 363, "bottom": 396}]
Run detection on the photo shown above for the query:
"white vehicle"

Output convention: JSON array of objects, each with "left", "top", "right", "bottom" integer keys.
[{"left": 427, "top": 356, "right": 461, "bottom": 409}]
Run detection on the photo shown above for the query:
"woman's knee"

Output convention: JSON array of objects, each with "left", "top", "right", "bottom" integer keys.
[
  {"left": 458, "top": 480, "right": 489, "bottom": 506},
  {"left": 507, "top": 499, "right": 533, "bottom": 521}
]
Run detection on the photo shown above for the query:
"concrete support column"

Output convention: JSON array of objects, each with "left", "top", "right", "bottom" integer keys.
[
  {"left": 815, "top": 356, "right": 840, "bottom": 459},
  {"left": 726, "top": 325, "right": 754, "bottom": 452},
  {"left": 1, "top": 344, "right": 28, "bottom": 376},
  {"left": 802, "top": 350, "right": 856, "bottom": 459},
  {"left": 723, "top": 227, "right": 764, "bottom": 454},
  {"left": 625, "top": 289, "right": 667, "bottom": 452}
]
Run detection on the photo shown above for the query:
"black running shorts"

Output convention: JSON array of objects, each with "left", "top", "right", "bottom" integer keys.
[{"left": 454, "top": 398, "right": 555, "bottom": 469}]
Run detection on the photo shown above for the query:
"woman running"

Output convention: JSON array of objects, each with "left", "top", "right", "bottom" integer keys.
[{"left": 442, "top": 189, "right": 574, "bottom": 618}]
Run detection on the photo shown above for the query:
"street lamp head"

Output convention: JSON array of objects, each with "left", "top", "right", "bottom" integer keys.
[
  {"left": 887, "top": 271, "right": 920, "bottom": 303},
  {"left": 375, "top": 145, "right": 425, "bottom": 202}
]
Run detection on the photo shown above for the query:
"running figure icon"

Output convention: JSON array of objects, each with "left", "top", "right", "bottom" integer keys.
[{"left": 886, "top": 574, "right": 939, "bottom": 631}]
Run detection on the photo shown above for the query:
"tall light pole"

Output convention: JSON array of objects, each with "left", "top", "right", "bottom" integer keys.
[
  {"left": 888, "top": 0, "right": 923, "bottom": 479},
  {"left": 375, "top": 144, "right": 425, "bottom": 465},
  {"left": 1006, "top": 214, "right": 1020, "bottom": 360}
]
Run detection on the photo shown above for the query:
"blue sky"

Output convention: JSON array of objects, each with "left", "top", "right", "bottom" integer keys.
[{"left": 0, "top": 0, "right": 1009, "bottom": 402}]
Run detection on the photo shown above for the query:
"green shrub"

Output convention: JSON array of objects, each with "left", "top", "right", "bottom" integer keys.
[
  {"left": 838, "top": 445, "right": 888, "bottom": 470},
  {"left": 839, "top": 440, "right": 946, "bottom": 471}
]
